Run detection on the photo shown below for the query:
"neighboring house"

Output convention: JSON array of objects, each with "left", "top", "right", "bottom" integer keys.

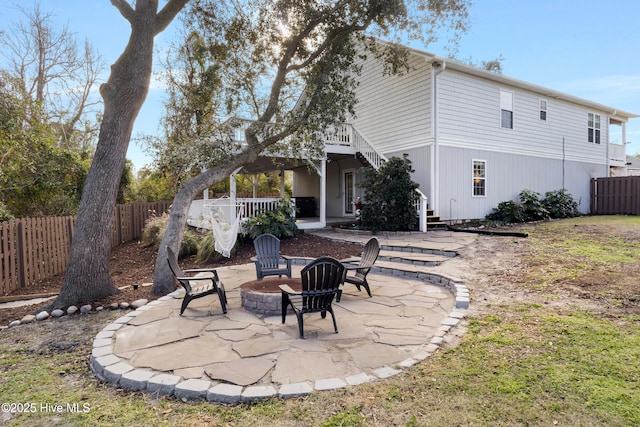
[
  {"left": 190, "top": 44, "right": 637, "bottom": 230},
  {"left": 625, "top": 155, "right": 640, "bottom": 176}
]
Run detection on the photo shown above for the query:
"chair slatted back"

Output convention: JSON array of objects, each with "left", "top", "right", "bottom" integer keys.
[
  {"left": 166, "top": 246, "right": 191, "bottom": 293},
  {"left": 254, "top": 233, "right": 282, "bottom": 269},
  {"left": 300, "top": 257, "right": 345, "bottom": 312},
  {"left": 354, "top": 238, "right": 380, "bottom": 279}
]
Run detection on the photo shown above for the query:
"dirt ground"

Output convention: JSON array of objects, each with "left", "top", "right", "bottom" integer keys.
[{"left": 0, "top": 233, "right": 364, "bottom": 326}]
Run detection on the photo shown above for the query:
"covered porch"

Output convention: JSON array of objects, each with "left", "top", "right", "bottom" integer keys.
[{"left": 187, "top": 123, "right": 429, "bottom": 232}]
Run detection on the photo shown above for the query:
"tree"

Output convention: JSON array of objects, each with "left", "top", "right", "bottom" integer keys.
[
  {"left": 151, "top": 0, "right": 471, "bottom": 294},
  {"left": 0, "top": 2, "right": 104, "bottom": 153},
  {"left": 49, "top": 0, "right": 189, "bottom": 309}
]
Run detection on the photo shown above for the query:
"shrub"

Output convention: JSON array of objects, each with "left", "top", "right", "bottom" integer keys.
[
  {"left": 542, "top": 189, "right": 580, "bottom": 218},
  {"left": 361, "top": 154, "right": 419, "bottom": 233},
  {"left": 486, "top": 200, "right": 525, "bottom": 224},
  {"left": 141, "top": 211, "right": 200, "bottom": 257},
  {"left": 242, "top": 197, "right": 298, "bottom": 239},
  {"left": 518, "top": 189, "right": 549, "bottom": 222},
  {"left": 0, "top": 202, "right": 14, "bottom": 222},
  {"left": 195, "top": 232, "right": 239, "bottom": 262}
]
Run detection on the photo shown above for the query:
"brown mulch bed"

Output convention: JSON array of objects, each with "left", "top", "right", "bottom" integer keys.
[{"left": 0, "top": 232, "right": 363, "bottom": 326}]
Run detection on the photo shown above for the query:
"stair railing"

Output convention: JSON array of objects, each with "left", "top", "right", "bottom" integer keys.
[{"left": 348, "top": 124, "right": 429, "bottom": 232}]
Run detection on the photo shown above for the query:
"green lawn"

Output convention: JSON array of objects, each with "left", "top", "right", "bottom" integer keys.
[{"left": 1, "top": 216, "right": 639, "bottom": 426}]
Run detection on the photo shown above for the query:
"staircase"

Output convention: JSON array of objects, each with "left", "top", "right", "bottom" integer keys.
[{"left": 335, "top": 124, "right": 432, "bottom": 231}]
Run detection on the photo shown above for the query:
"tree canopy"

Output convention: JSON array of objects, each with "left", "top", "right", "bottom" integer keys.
[{"left": 150, "top": 0, "right": 471, "bottom": 294}]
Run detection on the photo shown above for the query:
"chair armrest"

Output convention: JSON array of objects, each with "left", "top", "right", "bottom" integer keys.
[
  {"left": 340, "top": 257, "right": 361, "bottom": 263},
  {"left": 175, "top": 275, "right": 214, "bottom": 282},
  {"left": 281, "top": 255, "right": 293, "bottom": 261},
  {"left": 343, "top": 265, "right": 363, "bottom": 271},
  {"left": 279, "top": 284, "right": 301, "bottom": 295},
  {"left": 183, "top": 268, "right": 217, "bottom": 274}
]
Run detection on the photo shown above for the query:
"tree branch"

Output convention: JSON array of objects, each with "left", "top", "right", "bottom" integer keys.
[
  {"left": 110, "top": 0, "right": 135, "bottom": 24},
  {"left": 155, "top": 0, "right": 190, "bottom": 35}
]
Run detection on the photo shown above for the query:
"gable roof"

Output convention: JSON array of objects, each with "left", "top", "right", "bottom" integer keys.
[{"left": 403, "top": 45, "right": 639, "bottom": 122}]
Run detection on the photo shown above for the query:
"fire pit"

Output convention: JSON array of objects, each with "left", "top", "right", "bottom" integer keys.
[{"left": 239, "top": 277, "right": 302, "bottom": 316}]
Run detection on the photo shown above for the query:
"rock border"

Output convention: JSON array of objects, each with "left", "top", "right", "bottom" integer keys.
[{"left": 90, "top": 263, "right": 469, "bottom": 403}]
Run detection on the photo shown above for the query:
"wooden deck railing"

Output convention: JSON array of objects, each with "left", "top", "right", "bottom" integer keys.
[{"left": 0, "top": 201, "right": 171, "bottom": 296}]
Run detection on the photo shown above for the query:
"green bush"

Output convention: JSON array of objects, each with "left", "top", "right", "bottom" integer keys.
[
  {"left": 242, "top": 197, "right": 298, "bottom": 239},
  {"left": 0, "top": 202, "right": 14, "bottom": 222},
  {"left": 487, "top": 188, "right": 580, "bottom": 224},
  {"left": 518, "top": 189, "right": 550, "bottom": 222},
  {"left": 542, "top": 189, "right": 580, "bottom": 218},
  {"left": 361, "top": 154, "right": 419, "bottom": 233}
]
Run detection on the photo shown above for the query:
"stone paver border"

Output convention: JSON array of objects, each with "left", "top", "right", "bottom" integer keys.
[{"left": 90, "top": 260, "right": 469, "bottom": 403}]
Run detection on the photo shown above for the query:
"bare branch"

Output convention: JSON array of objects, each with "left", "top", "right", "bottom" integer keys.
[
  {"left": 110, "top": 0, "right": 135, "bottom": 24},
  {"left": 155, "top": 0, "right": 190, "bottom": 34}
]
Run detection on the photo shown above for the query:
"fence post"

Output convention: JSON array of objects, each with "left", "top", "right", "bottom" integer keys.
[{"left": 17, "top": 220, "right": 27, "bottom": 288}]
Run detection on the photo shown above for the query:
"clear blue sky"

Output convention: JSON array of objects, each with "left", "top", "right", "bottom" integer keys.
[{"left": 2, "top": 1, "right": 639, "bottom": 170}]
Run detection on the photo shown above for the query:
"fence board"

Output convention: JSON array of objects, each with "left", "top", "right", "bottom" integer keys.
[
  {"left": 590, "top": 176, "right": 640, "bottom": 215},
  {"left": 1, "top": 201, "right": 171, "bottom": 294}
]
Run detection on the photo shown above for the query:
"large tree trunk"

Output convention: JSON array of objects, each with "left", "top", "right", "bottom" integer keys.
[
  {"left": 50, "top": 0, "right": 188, "bottom": 309},
  {"left": 152, "top": 166, "right": 238, "bottom": 295}
]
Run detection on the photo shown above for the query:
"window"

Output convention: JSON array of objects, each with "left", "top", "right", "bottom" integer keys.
[
  {"left": 588, "top": 112, "right": 601, "bottom": 144},
  {"left": 539, "top": 99, "right": 547, "bottom": 121},
  {"left": 473, "top": 160, "right": 486, "bottom": 197},
  {"left": 500, "top": 90, "right": 513, "bottom": 129}
]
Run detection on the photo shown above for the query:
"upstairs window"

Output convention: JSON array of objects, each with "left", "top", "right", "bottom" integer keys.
[
  {"left": 500, "top": 90, "right": 513, "bottom": 129},
  {"left": 473, "top": 160, "right": 486, "bottom": 197},
  {"left": 539, "top": 99, "right": 547, "bottom": 121},
  {"left": 588, "top": 113, "right": 601, "bottom": 144}
]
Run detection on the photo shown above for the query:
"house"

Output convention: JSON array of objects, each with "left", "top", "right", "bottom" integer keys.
[{"left": 189, "top": 44, "right": 638, "bottom": 230}]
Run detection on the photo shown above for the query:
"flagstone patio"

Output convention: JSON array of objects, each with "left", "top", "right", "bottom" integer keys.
[{"left": 91, "top": 230, "right": 474, "bottom": 403}]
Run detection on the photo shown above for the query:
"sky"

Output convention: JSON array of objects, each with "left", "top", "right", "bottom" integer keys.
[{"left": 1, "top": 0, "right": 639, "bottom": 170}]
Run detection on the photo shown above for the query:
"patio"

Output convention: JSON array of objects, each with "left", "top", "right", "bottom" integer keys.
[{"left": 90, "top": 230, "right": 474, "bottom": 403}]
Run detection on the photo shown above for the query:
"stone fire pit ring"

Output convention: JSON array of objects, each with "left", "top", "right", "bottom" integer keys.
[{"left": 239, "top": 277, "right": 302, "bottom": 316}]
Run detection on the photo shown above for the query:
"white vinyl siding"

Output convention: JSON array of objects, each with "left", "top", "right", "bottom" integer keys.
[
  {"left": 436, "top": 70, "right": 608, "bottom": 165},
  {"left": 350, "top": 54, "right": 432, "bottom": 154}
]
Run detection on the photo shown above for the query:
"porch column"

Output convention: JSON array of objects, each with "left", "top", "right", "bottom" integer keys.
[
  {"left": 320, "top": 158, "right": 326, "bottom": 226},
  {"left": 280, "top": 166, "right": 285, "bottom": 197},
  {"left": 230, "top": 167, "right": 241, "bottom": 207}
]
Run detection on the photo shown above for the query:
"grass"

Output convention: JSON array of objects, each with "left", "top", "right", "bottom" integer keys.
[{"left": 1, "top": 216, "right": 639, "bottom": 426}]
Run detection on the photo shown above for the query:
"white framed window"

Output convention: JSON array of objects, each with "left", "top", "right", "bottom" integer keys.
[
  {"left": 588, "top": 112, "right": 601, "bottom": 144},
  {"left": 472, "top": 159, "right": 486, "bottom": 197},
  {"left": 539, "top": 99, "right": 547, "bottom": 121},
  {"left": 500, "top": 90, "right": 513, "bottom": 129}
]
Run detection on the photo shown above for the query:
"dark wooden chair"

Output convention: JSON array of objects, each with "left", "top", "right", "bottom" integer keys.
[
  {"left": 338, "top": 237, "right": 380, "bottom": 302},
  {"left": 280, "top": 256, "right": 345, "bottom": 338},
  {"left": 166, "top": 246, "right": 227, "bottom": 315},
  {"left": 252, "top": 233, "right": 292, "bottom": 279}
]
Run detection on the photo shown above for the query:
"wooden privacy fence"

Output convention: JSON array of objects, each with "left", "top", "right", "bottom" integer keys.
[
  {"left": 590, "top": 176, "right": 640, "bottom": 215},
  {"left": 1, "top": 201, "right": 171, "bottom": 296}
]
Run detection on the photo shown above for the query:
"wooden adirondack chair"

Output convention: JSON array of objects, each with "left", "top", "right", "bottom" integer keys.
[
  {"left": 166, "top": 246, "right": 227, "bottom": 315},
  {"left": 252, "top": 233, "right": 292, "bottom": 279},
  {"left": 279, "top": 256, "right": 345, "bottom": 338},
  {"left": 338, "top": 237, "right": 380, "bottom": 301}
]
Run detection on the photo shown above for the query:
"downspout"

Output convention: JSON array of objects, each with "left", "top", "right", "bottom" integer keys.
[{"left": 430, "top": 59, "right": 446, "bottom": 218}]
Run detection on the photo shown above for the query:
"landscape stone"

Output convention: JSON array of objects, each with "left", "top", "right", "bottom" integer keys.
[
  {"left": 119, "top": 302, "right": 130, "bottom": 309},
  {"left": 314, "top": 378, "right": 347, "bottom": 391},
  {"left": 205, "top": 357, "right": 275, "bottom": 386},
  {"left": 174, "top": 379, "right": 210, "bottom": 400},
  {"left": 207, "top": 383, "right": 243, "bottom": 404},
  {"left": 119, "top": 369, "right": 155, "bottom": 391},
  {"left": 67, "top": 306, "right": 78, "bottom": 315},
  {"left": 80, "top": 304, "right": 92, "bottom": 314},
  {"left": 110, "top": 303, "right": 119, "bottom": 310},
  {"left": 96, "top": 306, "right": 104, "bottom": 312},
  {"left": 36, "top": 311, "right": 50, "bottom": 321},
  {"left": 9, "top": 320, "right": 20, "bottom": 328},
  {"left": 241, "top": 385, "right": 277, "bottom": 402},
  {"left": 146, "top": 374, "right": 182, "bottom": 396},
  {"left": 21, "top": 314, "right": 35, "bottom": 324},
  {"left": 51, "top": 309, "right": 64, "bottom": 318},
  {"left": 131, "top": 299, "right": 148, "bottom": 309},
  {"left": 278, "top": 382, "right": 313, "bottom": 398}
]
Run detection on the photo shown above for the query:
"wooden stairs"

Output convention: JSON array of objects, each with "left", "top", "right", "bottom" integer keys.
[{"left": 426, "top": 209, "right": 447, "bottom": 230}]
